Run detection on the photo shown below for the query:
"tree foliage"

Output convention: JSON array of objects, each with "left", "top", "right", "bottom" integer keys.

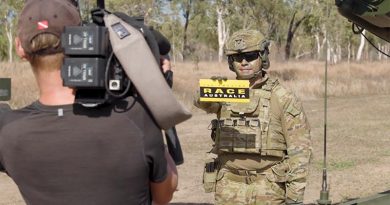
[
  {"left": 0, "top": 0, "right": 23, "bottom": 62},
  {"left": 0, "top": 0, "right": 388, "bottom": 63}
]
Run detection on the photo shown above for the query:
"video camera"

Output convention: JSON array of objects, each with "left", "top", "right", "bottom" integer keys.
[
  {"left": 62, "top": 0, "right": 171, "bottom": 106},
  {"left": 61, "top": 0, "right": 184, "bottom": 165}
]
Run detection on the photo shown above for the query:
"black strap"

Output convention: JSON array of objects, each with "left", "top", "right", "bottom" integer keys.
[{"left": 97, "top": 0, "right": 105, "bottom": 9}]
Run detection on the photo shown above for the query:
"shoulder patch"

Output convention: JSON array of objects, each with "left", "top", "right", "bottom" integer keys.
[{"left": 286, "top": 102, "right": 301, "bottom": 117}]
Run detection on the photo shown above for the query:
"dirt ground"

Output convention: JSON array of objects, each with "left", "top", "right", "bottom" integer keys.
[{"left": 1, "top": 94, "right": 390, "bottom": 205}]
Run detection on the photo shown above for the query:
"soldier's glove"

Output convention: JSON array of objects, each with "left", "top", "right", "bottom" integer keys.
[{"left": 210, "top": 76, "right": 227, "bottom": 81}]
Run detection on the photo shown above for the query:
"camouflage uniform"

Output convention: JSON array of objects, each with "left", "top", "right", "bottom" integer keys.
[{"left": 195, "top": 30, "right": 312, "bottom": 205}]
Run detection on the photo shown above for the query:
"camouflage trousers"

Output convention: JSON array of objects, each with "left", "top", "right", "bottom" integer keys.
[{"left": 215, "top": 168, "right": 286, "bottom": 205}]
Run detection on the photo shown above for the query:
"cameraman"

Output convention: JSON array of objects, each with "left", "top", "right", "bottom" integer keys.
[{"left": 0, "top": 0, "right": 177, "bottom": 204}]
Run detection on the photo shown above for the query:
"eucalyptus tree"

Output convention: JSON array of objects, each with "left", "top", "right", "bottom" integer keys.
[
  {"left": 167, "top": 0, "right": 218, "bottom": 61},
  {"left": 216, "top": 0, "right": 229, "bottom": 62},
  {"left": 162, "top": 0, "right": 193, "bottom": 60},
  {"left": 181, "top": 0, "right": 192, "bottom": 61},
  {"left": 323, "top": 0, "right": 354, "bottom": 63},
  {"left": 282, "top": 0, "right": 313, "bottom": 60},
  {"left": 0, "top": 0, "right": 23, "bottom": 62},
  {"left": 76, "top": 0, "right": 156, "bottom": 22},
  {"left": 222, "top": 0, "right": 290, "bottom": 60},
  {"left": 106, "top": 0, "right": 155, "bottom": 22},
  {"left": 153, "top": 1, "right": 183, "bottom": 63},
  {"left": 302, "top": 1, "right": 325, "bottom": 60}
]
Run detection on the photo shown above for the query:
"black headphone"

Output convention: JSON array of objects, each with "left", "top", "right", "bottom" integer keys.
[{"left": 228, "top": 39, "right": 270, "bottom": 71}]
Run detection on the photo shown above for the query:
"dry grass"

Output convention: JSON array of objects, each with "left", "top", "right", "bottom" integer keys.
[
  {"left": 1, "top": 60, "right": 390, "bottom": 204},
  {"left": 0, "top": 62, "right": 38, "bottom": 109},
  {"left": 2, "top": 60, "right": 390, "bottom": 108},
  {"left": 171, "top": 60, "right": 390, "bottom": 102}
]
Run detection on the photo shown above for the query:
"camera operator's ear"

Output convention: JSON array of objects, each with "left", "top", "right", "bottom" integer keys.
[{"left": 15, "top": 37, "right": 27, "bottom": 60}]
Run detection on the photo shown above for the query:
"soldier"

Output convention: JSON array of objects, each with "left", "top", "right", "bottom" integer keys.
[{"left": 195, "top": 30, "right": 312, "bottom": 205}]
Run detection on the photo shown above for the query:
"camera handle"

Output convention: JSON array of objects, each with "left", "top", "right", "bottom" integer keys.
[
  {"left": 97, "top": 0, "right": 105, "bottom": 9},
  {"left": 165, "top": 127, "right": 184, "bottom": 165}
]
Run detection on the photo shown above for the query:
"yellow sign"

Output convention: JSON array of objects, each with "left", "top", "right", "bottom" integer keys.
[{"left": 199, "top": 79, "right": 250, "bottom": 103}]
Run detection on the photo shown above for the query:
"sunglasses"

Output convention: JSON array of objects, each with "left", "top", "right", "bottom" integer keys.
[{"left": 231, "top": 52, "right": 259, "bottom": 62}]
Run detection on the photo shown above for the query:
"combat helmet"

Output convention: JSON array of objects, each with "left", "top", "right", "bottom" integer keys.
[{"left": 224, "top": 30, "right": 270, "bottom": 71}]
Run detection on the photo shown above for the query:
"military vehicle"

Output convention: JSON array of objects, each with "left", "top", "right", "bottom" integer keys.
[
  {"left": 336, "top": 0, "right": 390, "bottom": 43},
  {"left": 329, "top": 0, "right": 390, "bottom": 204}
]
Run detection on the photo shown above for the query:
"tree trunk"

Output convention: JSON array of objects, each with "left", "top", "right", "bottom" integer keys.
[
  {"left": 217, "top": 6, "right": 228, "bottom": 63},
  {"left": 329, "top": 46, "right": 336, "bottom": 64},
  {"left": 285, "top": 12, "right": 307, "bottom": 61},
  {"left": 182, "top": 0, "right": 192, "bottom": 61},
  {"left": 347, "top": 40, "right": 351, "bottom": 64},
  {"left": 382, "top": 44, "right": 390, "bottom": 60},
  {"left": 356, "top": 30, "right": 366, "bottom": 61},
  {"left": 6, "top": 23, "right": 13, "bottom": 63},
  {"left": 326, "top": 40, "right": 331, "bottom": 63},
  {"left": 285, "top": 12, "right": 295, "bottom": 61},
  {"left": 337, "top": 44, "right": 341, "bottom": 63},
  {"left": 315, "top": 34, "right": 321, "bottom": 60}
]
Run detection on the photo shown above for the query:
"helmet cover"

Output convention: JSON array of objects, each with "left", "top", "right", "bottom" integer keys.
[{"left": 224, "top": 30, "right": 264, "bottom": 56}]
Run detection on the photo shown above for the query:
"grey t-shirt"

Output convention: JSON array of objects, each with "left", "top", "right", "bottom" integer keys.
[{"left": 0, "top": 97, "right": 167, "bottom": 205}]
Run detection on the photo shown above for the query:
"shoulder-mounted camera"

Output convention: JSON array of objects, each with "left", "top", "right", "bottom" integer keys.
[{"left": 61, "top": 0, "right": 171, "bottom": 107}]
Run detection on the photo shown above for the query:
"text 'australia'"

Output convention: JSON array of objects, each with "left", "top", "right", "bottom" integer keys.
[{"left": 200, "top": 87, "right": 249, "bottom": 99}]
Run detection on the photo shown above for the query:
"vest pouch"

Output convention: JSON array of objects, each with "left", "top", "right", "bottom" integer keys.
[
  {"left": 218, "top": 118, "right": 261, "bottom": 153},
  {"left": 266, "top": 161, "right": 290, "bottom": 183},
  {"left": 229, "top": 94, "right": 260, "bottom": 117},
  {"left": 203, "top": 159, "right": 218, "bottom": 193},
  {"left": 217, "top": 93, "right": 263, "bottom": 154},
  {"left": 209, "top": 119, "right": 221, "bottom": 141}
]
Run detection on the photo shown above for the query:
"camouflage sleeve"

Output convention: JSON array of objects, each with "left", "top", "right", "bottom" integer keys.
[
  {"left": 275, "top": 85, "right": 312, "bottom": 203},
  {"left": 193, "top": 91, "right": 221, "bottom": 114}
]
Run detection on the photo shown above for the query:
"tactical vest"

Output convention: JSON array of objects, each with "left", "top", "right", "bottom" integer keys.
[{"left": 215, "top": 78, "right": 286, "bottom": 157}]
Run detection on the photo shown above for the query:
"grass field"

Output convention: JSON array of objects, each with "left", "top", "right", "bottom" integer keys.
[{"left": 1, "top": 60, "right": 389, "bottom": 204}]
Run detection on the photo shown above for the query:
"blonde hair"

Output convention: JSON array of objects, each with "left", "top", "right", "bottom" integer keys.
[{"left": 28, "top": 33, "right": 64, "bottom": 72}]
